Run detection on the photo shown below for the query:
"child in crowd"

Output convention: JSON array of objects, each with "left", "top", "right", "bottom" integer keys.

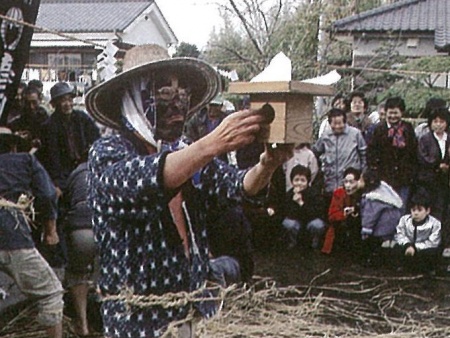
[
  {"left": 359, "top": 170, "right": 403, "bottom": 266},
  {"left": 322, "top": 167, "right": 362, "bottom": 256},
  {"left": 281, "top": 165, "right": 326, "bottom": 250},
  {"left": 283, "top": 143, "right": 319, "bottom": 191},
  {"left": 393, "top": 189, "right": 441, "bottom": 274}
]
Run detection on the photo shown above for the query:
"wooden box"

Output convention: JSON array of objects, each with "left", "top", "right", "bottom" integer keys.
[{"left": 228, "top": 81, "right": 335, "bottom": 144}]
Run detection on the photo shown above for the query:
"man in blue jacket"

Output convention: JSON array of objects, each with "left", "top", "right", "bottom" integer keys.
[
  {"left": 85, "top": 44, "right": 293, "bottom": 338},
  {"left": 0, "top": 127, "right": 64, "bottom": 338}
]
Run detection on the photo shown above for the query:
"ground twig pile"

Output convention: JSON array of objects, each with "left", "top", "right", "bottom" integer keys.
[
  {"left": 2, "top": 270, "right": 450, "bottom": 337},
  {"left": 200, "top": 270, "right": 450, "bottom": 337}
]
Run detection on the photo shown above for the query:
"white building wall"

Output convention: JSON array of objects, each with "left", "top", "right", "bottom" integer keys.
[
  {"left": 121, "top": 15, "right": 168, "bottom": 47},
  {"left": 348, "top": 34, "right": 450, "bottom": 89},
  {"left": 352, "top": 36, "right": 444, "bottom": 58},
  {"left": 121, "top": 3, "right": 177, "bottom": 47}
]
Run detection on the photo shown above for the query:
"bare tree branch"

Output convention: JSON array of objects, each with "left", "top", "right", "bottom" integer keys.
[
  {"left": 228, "top": 0, "right": 264, "bottom": 56},
  {"left": 209, "top": 42, "right": 262, "bottom": 71}
]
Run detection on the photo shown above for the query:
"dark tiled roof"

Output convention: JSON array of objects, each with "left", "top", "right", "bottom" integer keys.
[
  {"left": 36, "top": 0, "right": 154, "bottom": 33},
  {"left": 333, "top": 0, "right": 450, "bottom": 32},
  {"left": 332, "top": 0, "right": 450, "bottom": 49}
]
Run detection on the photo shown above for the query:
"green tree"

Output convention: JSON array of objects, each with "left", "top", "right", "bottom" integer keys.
[
  {"left": 204, "top": 0, "right": 387, "bottom": 83},
  {"left": 204, "top": 0, "right": 322, "bottom": 81},
  {"left": 173, "top": 42, "right": 201, "bottom": 58},
  {"left": 380, "top": 56, "right": 450, "bottom": 116},
  {"left": 204, "top": 0, "right": 407, "bottom": 115}
]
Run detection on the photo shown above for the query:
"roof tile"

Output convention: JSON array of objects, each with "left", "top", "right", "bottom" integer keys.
[
  {"left": 333, "top": 0, "right": 449, "bottom": 32},
  {"left": 36, "top": 0, "right": 153, "bottom": 32},
  {"left": 333, "top": 0, "right": 450, "bottom": 48}
]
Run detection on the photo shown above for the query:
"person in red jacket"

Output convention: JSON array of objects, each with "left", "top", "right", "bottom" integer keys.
[{"left": 322, "top": 167, "right": 363, "bottom": 257}]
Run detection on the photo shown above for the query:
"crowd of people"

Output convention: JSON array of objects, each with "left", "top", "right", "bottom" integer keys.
[
  {"left": 278, "top": 91, "right": 446, "bottom": 275},
  {"left": 0, "top": 44, "right": 291, "bottom": 337},
  {"left": 0, "top": 43, "right": 448, "bottom": 338},
  {"left": 1, "top": 78, "right": 100, "bottom": 337}
]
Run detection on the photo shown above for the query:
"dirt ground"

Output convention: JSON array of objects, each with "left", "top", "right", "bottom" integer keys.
[
  {"left": 252, "top": 214, "right": 450, "bottom": 298},
  {"left": 2, "top": 233, "right": 450, "bottom": 337},
  {"left": 245, "top": 239, "right": 450, "bottom": 337}
]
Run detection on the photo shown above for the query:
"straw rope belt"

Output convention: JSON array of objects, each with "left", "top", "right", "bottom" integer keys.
[
  {"left": 0, "top": 194, "right": 35, "bottom": 229},
  {"left": 101, "top": 284, "right": 236, "bottom": 338},
  {"left": 102, "top": 283, "right": 236, "bottom": 309}
]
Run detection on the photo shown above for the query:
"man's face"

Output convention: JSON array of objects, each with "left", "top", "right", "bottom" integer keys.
[
  {"left": 24, "top": 92, "right": 40, "bottom": 114},
  {"left": 292, "top": 174, "right": 308, "bottom": 192},
  {"left": 410, "top": 205, "right": 430, "bottom": 223},
  {"left": 153, "top": 86, "right": 190, "bottom": 142},
  {"left": 330, "top": 115, "right": 346, "bottom": 135},
  {"left": 350, "top": 96, "right": 365, "bottom": 115},
  {"left": 386, "top": 107, "right": 402, "bottom": 125},
  {"left": 343, "top": 173, "right": 359, "bottom": 195},
  {"left": 55, "top": 94, "right": 74, "bottom": 115}
]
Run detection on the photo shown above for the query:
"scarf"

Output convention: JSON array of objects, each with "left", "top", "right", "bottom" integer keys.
[{"left": 387, "top": 122, "right": 406, "bottom": 148}]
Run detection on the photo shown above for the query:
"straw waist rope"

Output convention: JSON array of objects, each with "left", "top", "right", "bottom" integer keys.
[{"left": 0, "top": 195, "right": 35, "bottom": 229}]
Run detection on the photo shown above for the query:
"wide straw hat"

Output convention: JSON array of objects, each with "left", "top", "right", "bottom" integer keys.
[{"left": 85, "top": 44, "right": 221, "bottom": 130}]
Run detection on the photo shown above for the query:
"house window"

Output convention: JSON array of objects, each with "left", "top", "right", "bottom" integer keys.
[
  {"left": 48, "top": 53, "right": 82, "bottom": 81},
  {"left": 406, "top": 38, "right": 419, "bottom": 48},
  {"left": 48, "top": 53, "right": 82, "bottom": 67}
]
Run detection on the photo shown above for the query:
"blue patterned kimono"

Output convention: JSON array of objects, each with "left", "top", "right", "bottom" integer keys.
[{"left": 88, "top": 134, "right": 258, "bottom": 337}]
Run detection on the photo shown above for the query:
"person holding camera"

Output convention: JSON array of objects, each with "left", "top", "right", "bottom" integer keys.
[{"left": 322, "top": 167, "right": 363, "bottom": 261}]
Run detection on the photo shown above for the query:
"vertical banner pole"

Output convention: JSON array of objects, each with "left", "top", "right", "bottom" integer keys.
[{"left": 0, "top": 0, "right": 41, "bottom": 125}]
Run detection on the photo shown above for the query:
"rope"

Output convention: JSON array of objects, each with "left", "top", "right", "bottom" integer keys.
[
  {"left": 0, "top": 194, "right": 35, "bottom": 228},
  {"left": 331, "top": 64, "right": 448, "bottom": 77},
  {"left": 102, "top": 283, "right": 236, "bottom": 309}
]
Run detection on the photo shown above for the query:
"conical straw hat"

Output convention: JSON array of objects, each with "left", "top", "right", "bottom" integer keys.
[{"left": 85, "top": 44, "right": 221, "bottom": 130}]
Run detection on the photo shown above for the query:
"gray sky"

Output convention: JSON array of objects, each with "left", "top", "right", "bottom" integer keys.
[{"left": 157, "top": 0, "right": 220, "bottom": 49}]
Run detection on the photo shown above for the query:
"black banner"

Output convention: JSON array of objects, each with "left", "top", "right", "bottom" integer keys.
[{"left": 0, "top": 0, "right": 41, "bottom": 125}]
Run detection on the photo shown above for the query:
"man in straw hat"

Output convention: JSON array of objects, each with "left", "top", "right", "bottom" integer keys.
[
  {"left": 0, "top": 127, "right": 64, "bottom": 338},
  {"left": 85, "top": 44, "right": 293, "bottom": 337}
]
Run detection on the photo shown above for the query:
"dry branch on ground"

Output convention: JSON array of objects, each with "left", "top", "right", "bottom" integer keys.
[{"left": 2, "top": 271, "right": 450, "bottom": 337}]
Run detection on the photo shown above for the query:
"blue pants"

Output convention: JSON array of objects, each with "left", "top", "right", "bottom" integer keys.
[
  {"left": 282, "top": 218, "right": 326, "bottom": 249},
  {"left": 209, "top": 256, "right": 241, "bottom": 286}
]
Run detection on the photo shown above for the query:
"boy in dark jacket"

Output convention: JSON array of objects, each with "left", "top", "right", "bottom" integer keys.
[{"left": 281, "top": 165, "right": 326, "bottom": 249}]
